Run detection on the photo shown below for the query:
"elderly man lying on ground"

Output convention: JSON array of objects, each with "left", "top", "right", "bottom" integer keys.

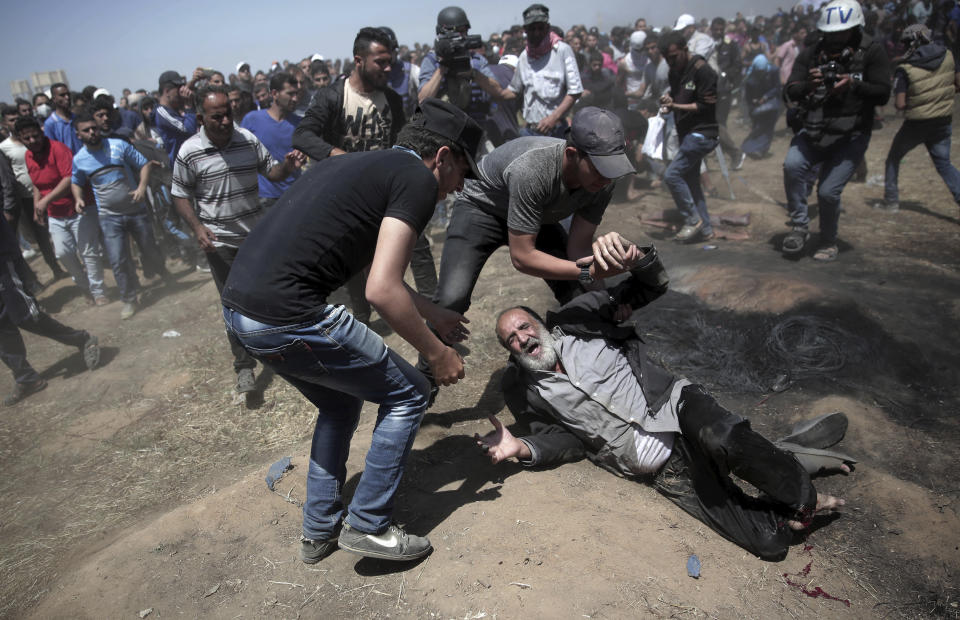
[{"left": 477, "top": 245, "right": 852, "bottom": 561}]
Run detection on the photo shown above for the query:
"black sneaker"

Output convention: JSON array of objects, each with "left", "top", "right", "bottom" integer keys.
[
  {"left": 338, "top": 522, "right": 432, "bottom": 561},
  {"left": 299, "top": 534, "right": 339, "bottom": 564},
  {"left": 4, "top": 379, "right": 48, "bottom": 406}
]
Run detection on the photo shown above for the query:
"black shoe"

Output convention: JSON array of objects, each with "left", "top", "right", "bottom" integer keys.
[
  {"left": 338, "top": 522, "right": 432, "bottom": 561},
  {"left": 299, "top": 534, "right": 339, "bottom": 564},
  {"left": 4, "top": 379, "right": 48, "bottom": 406}
]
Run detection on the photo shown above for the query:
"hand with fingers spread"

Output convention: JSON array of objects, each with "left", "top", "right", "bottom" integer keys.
[{"left": 474, "top": 415, "right": 530, "bottom": 464}]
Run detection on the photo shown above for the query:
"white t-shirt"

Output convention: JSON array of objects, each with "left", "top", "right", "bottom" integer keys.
[{"left": 509, "top": 40, "right": 584, "bottom": 123}]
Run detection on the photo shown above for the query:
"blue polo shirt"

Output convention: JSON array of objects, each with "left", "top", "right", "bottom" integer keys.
[
  {"left": 240, "top": 109, "right": 300, "bottom": 199},
  {"left": 43, "top": 112, "right": 82, "bottom": 154},
  {"left": 72, "top": 138, "right": 149, "bottom": 216}
]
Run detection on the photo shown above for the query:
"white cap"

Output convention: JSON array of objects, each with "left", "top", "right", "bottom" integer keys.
[
  {"left": 92, "top": 88, "right": 111, "bottom": 100},
  {"left": 674, "top": 14, "right": 695, "bottom": 30},
  {"left": 236, "top": 61, "right": 250, "bottom": 72},
  {"left": 499, "top": 54, "right": 519, "bottom": 68},
  {"left": 629, "top": 30, "right": 647, "bottom": 50},
  {"left": 311, "top": 53, "right": 324, "bottom": 62},
  {"left": 817, "top": 0, "right": 865, "bottom": 32}
]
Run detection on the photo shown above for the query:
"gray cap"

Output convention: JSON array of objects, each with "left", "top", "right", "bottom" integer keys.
[
  {"left": 523, "top": 3, "right": 550, "bottom": 25},
  {"left": 569, "top": 107, "right": 635, "bottom": 179}
]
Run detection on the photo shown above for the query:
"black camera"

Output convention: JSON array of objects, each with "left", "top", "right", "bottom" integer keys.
[
  {"left": 819, "top": 61, "right": 841, "bottom": 89},
  {"left": 435, "top": 32, "right": 483, "bottom": 78}
]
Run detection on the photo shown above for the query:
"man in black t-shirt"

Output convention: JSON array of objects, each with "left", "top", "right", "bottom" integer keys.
[
  {"left": 659, "top": 31, "right": 720, "bottom": 243},
  {"left": 221, "top": 99, "right": 482, "bottom": 564}
]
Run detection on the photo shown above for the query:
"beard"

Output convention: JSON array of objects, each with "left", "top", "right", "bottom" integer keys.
[{"left": 514, "top": 323, "right": 559, "bottom": 372}]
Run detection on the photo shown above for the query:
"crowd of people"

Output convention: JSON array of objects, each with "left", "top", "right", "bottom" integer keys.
[{"left": 1, "top": 0, "right": 956, "bottom": 565}]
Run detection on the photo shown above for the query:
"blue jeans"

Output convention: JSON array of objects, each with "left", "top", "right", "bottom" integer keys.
[
  {"left": 47, "top": 213, "right": 105, "bottom": 298},
  {"left": 664, "top": 133, "right": 720, "bottom": 234},
  {"left": 99, "top": 211, "right": 167, "bottom": 302},
  {"left": 223, "top": 304, "right": 429, "bottom": 539},
  {"left": 783, "top": 131, "right": 871, "bottom": 245},
  {"left": 884, "top": 119, "right": 960, "bottom": 205}
]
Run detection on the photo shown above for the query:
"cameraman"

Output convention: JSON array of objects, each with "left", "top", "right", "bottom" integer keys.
[
  {"left": 781, "top": 0, "right": 890, "bottom": 261},
  {"left": 419, "top": 7, "right": 497, "bottom": 140}
]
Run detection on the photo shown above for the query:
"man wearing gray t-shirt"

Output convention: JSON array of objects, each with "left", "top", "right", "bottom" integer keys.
[{"left": 419, "top": 108, "right": 640, "bottom": 392}]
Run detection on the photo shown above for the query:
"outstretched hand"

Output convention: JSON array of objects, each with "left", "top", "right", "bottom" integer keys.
[{"left": 474, "top": 415, "right": 530, "bottom": 464}]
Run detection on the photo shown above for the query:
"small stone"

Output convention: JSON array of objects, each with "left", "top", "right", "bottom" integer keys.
[{"left": 139, "top": 609, "right": 153, "bottom": 618}]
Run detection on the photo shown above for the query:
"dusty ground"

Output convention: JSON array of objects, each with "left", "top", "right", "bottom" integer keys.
[{"left": 1, "top": 108, "right": 958, "bottom": 619}]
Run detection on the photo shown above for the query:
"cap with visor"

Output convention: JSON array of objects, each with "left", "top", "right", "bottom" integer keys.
[
  {"left": 413, "top": 98, "right": 484, "bottom": 179},
  {"left": 569, "top": 106, "right": 635, "bottom": 180}
]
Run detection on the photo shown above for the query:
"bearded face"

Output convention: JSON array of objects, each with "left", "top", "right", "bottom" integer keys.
[{"left": 514, "top": 321, "right": 559, "bottom": 372}]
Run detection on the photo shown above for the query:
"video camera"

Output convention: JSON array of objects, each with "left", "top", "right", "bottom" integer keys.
[
  {"left": 818, "top": 60, "right": 842, "bottom": 90},
  {"left": 435, "top": 31, "right": 483, "bottom": 78}
]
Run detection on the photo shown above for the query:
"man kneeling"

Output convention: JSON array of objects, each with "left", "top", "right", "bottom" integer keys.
[{"left": 478, "top": 247, "right": 846, "bottom": 561}]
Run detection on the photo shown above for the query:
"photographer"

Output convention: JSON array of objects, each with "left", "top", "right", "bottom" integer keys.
[
  {"left": 419, "top": 7, "right": 498, "bottom": 141},
  {"left": 781, "top": 0, "right": 890, "bottom": 261}
]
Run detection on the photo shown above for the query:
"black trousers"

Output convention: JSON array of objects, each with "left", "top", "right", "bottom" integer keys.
[
  {"left": 0, "top": 256, "right": 87, "bottom": 384},
  {"left": 9, "top": 195, "right": 63, "bottom": 278},
  {"left": 654, "top": 385, "right": 817, "bottom": 561},
  {"left": 205, "top": 245, "right": 256, "bottom": 373}
]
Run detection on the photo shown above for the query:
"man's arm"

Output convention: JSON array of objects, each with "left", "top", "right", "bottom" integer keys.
[
  {"left": 291, "top": 86, "right": 345, "bottom": 160},
  {"left": 418, "top": 55, "right": 446, "bottom": 102},
  {"left": 0, "top": 154, "right": 17, "bottom": 219},
  {"left": 536, "top": 93, "right": 580, "bottom": 133},
  {"left": 852, "top": 43, "right": 892, "bottom": 106},
  {"left": 366, "top": 217, "right": 465, "bottom": 385},
  {"left": 473, "top": 70, "right": 517, "bottom": 101},
  {"left": 173, "top": 196, "right": 216, "bottom": 252},
  {"left": 131, "top": 160, "right": 153, "bottom": 203}
]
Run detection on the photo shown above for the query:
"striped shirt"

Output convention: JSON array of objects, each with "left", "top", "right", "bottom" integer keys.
[{"left": 172, "top": 126, "right": 276, "bottom": 248}]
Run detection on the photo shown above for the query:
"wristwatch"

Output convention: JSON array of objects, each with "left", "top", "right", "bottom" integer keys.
[{"left": 576, "top": 259, "right": 594, "bottom": 284}]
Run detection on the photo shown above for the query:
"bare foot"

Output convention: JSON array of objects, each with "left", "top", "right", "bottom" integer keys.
[{"left": 788, "top": 493, "right": 846, "bottom": 531}]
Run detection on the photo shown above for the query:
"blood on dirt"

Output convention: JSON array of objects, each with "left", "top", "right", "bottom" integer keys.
[{"left": 782, "top": 546, "right": 851, "bottom": 607}]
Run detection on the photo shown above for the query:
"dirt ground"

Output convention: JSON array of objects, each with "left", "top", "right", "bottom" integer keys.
[{"left": 1, "top": 108, "right": 958, "bottom": 620}]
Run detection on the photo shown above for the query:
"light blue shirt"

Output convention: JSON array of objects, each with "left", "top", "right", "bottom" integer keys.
[{"left": 72, "top": 138, "right": 149, "bottom": 216}]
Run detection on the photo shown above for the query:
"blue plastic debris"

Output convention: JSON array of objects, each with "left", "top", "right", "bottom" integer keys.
[
  {"left": 687, "top": 554, "right": 701, "bottom": 579},
  {"left": 265, "top": 457, "right": 293, "bottom": 490}
]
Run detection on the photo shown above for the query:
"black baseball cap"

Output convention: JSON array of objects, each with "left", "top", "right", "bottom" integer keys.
[
  {"left": 569, "top": 106, "right": 635, "bottom": 179},
  {"left": 158, "top": 70, "right": 186, "bottom": 90},
  {"left": 523, "top": 4, "right": 550, "bottom": 25},
  {"left": 414, "top": 98, "right": 483, "bottom": 179}
]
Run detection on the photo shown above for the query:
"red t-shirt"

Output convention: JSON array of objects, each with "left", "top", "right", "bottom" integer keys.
[{"left": 25, "top": 139, "right": 77, "bottom": 219}]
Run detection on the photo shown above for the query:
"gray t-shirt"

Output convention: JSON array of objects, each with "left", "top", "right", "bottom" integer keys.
[{"left": 458, "top": 136, "right": 613, "bottom": 234}]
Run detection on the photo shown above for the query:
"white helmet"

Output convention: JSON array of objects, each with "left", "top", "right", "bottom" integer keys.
[{"left": 817, "top": 0, "right": 865, "bottom": 32}]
